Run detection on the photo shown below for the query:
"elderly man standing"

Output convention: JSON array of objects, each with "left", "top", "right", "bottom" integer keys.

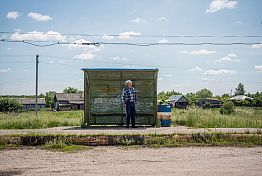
[{"left": 121, "top": 80, "right": 137, "bottom": 128}]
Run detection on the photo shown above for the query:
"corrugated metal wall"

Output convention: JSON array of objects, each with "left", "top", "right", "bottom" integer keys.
[{"left": 82, "top": 69, "right": 158, "bottom": 126}]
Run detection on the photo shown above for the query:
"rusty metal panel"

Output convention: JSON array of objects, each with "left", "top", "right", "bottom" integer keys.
[
  {"left": 88, "top": 71, "right": 121, "bottom": 80},
  {"left": 122, "top": 71, "right": 154, "bottom": 80}
]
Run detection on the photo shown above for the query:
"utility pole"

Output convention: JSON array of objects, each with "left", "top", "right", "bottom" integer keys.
[{"left": 35, "top": 54, "right": 39, "bottom": 116}]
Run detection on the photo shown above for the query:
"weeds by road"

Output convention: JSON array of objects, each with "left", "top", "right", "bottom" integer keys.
[
  {"left": 0, "top": 110, "right": 83, "bottom": 129},
  {"left": 173, "top": 107, "right": 262, "bottom": 128}
]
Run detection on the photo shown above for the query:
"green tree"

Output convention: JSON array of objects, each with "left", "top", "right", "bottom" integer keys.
[
  {"left": 185, "top": 92, "right": 198, "bottom": 105},
  {"left": 63, "top": 87, "right": 81, "bottom": 93},
  {"left": 39, "top": 93, "right": 45, "bottom": 98},
  {"left": 45, "top": 91, "right": 55, "bottom": 108},
  {"left": 234, "top": 83, "right": 245, "bottom": 95},
  {"left": 0, "top": 98, "right": 23, "bottom": 112},
  {"left": 196, "top": 88, "right": 213, "bottom": 99},
  {"left": 157, "top": 90, "right": 181, "bottom": 101},
  {"left": 220, "top": 93, "right": 230, "bottom": 103}
]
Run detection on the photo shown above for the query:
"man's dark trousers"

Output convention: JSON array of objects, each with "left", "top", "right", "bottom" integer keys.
[{"left": 125, "top": 102, "right": 136, "bottom": 127}]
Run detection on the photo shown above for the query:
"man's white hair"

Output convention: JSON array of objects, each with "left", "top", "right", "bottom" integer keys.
[{"left": 125, "top": 80, "right": 132, "bottom": 85}]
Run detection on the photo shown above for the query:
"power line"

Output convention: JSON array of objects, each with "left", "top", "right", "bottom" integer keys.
[
  {"left": 0, "top": 54, "right": 34, "bottom": 57},
  {"left": 0, "top": 54, "right": 259, "bottom": 72},
  {"left": 1, "top": 31, "right": 262, "bottom": 38},
  {"left": 1, "top": 39, "right": 262, "bottom": 47},
  {"left": 0, "top": 61, "right": 34, "bottom": 63}
]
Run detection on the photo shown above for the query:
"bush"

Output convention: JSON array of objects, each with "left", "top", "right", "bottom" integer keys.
[
  {"left": 0, "top": 98, "right": 23, "bottom": 112},
  {"left": 220, "top": 101, "right": 235, "bottom": 115}
]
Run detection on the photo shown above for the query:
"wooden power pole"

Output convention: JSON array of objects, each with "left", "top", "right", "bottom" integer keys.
[{"left": 35, "top": 54, "right": 39, "bottom": 116}]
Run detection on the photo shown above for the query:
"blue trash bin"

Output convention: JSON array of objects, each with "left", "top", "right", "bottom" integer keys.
[{"left": 157, "top": 105, "right": 172, "bottom": 127}]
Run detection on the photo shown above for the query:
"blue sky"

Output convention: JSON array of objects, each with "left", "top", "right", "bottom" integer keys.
[{"left": 0, "top": 0, "right": 262, "bottom": 95}]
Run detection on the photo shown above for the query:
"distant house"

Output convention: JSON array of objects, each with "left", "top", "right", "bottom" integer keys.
[
  {"left": 54, "top": 93, "right": 84, "bottom": 111},
  {"left": 229, "top": 95, "right": 253, "bottom": 101},
  {"left": 198, "top": 98, "right": 222, "bottom": 108},
  {"left": 168, "top": 95, "right": 188, "bottom": 108},
  {"left": 16, "top": 98, "right": 46, "bottom": 111}
]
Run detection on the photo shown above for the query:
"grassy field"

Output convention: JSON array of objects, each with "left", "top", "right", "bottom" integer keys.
[
  {"left": 172, "top": 107, "right": 262, "bottom": 128},
  {"left": 1, "top": 107, "right": 262, "bottom": 129},
  {"left": 0, "top": 110, "right": 83, "bottom": 129}
]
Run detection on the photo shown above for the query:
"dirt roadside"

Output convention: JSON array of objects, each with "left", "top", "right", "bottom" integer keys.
[{"left": 1, "top": 147, "right": 261, "bottom": 176}]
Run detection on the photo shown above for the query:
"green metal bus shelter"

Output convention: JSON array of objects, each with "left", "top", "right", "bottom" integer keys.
[{"left": 81, "top": 68, "right": 158, "bottom": 127}]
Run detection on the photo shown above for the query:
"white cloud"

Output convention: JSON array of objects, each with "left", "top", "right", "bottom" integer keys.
[
  {"left": 163, "top": 74, "right": 173, "bottom": 77},
  {"left": 131, "top": 17, "right": 145, "bottom": 23},
  {"left": 67, "top": 39, "right": 99, "bottom": 50},
  {"left": 206, "top": 0, "right": 238, "bottom": 13},
  {"left": 254, "top": 65, "right": 262, "bottom": 72},
  {"left": 73, "top": 52, "right": 95, "bottom": 60},
  {"left": 70, "top": 39, "right": 102, "bottom": 60},
  {"left": 216, "top": 53, "right": 239, "bottom": 63},
  {"left": 236, "top": 21, "right": 243, "bottom": 25},
  {"left": 158, "top": 39, "right": 168, "bottom": 43},
  {"left": 190, "top": 66, "right": 203, "bottom": 72},
  {"left": 174, "top": 84, "right": 190, "bottom": 87},
  {"left": 201, "top": 77, "right": 216, "bottom": 82},
  {"left": 0, "top": 68, "right": 11, "bottom": 73},
  {"left": 6, "top": 11, "right": 20, "bottom": 19},
  {"left": 118, "top": 31, "right": 141, "bottom": 39},
  {"left": 79, "top": 17, "right": 85, "bottom": 20},
  {"left": 112, "top": 57, "right": 129, "bottom": 61},
  {"left": 181, "top": 49, "right": 216, "bottom": 55},
  {"left": 27, "top": 12, "right": 53, "bottom": 21},
  {"left": 48, "top": 60, "right": 64, "bottom": 64},
  {"left": 10, "top": 30, "right": 65, "bottom": 41},
  {"left": 121, "top": 65, "right": 135, "bottom": 68},
  {"left": 157, "top": 17, "right": 168, "bottom": 22},
  {"left": 251, "top": 43, "right": 262, "bottom": 49},
  {"left": 102, "top": 34, "right": 114, "bottom": 40},
  {"left": 203, "top": 69, "right": 235, "bottom": 76}
]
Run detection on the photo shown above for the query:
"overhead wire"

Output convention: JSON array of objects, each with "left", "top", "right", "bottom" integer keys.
[
  {"left": 1, "top": 39, "right": 262, "bottom": 47},
  {"left": 1, "top": 31, "right": 262, "bottom": 38}
]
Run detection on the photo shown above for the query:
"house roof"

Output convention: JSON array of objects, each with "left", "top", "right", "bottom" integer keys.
[
  {"left": 168, "top": 95, "right": 187, "bottom": 102},
  {"left": 205, "top": 98, "right": 221, "bottom": 101},
  {"left": 16, "top": 98, "right": 46, "bottom": 105},
  {"left": 199, "top": 98, "right": 221, "bottom": 102},
  {"left": 229, "top": 95, "right": 253, "bottom": 101},
  {"left": 55, "top": 93, "right": 84, "bottom": 102}
]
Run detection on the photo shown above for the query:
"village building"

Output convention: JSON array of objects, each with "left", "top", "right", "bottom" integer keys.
[
  {"left": 54, "top": 93, "right": 84, "bottom": 111},
  {"left": 168, "top": 95, "right": 188, "bottom": 108},
  {"left": 198, "top": 98, "right": 222, "bottom": 108},
  {"left": 16, "top": 98, "right": 46, "bottom": 111}
]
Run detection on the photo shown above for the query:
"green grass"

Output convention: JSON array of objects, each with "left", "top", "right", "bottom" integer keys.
[
  {"left": 172, "top": 107, "right": 262, "bottom": 128},
  {"left": 145, "top": 133, "right": 262, "bottom": 147},
  {"left": 44, "top": 139, "right": 92, "bottom": 152},
  {"left": 0, "top": 110, "right": 83, "bottom": 129}
]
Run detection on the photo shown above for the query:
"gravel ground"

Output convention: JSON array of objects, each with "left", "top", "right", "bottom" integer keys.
[{"left": 1, "top": 147, "right": 262, "bottom": 176}]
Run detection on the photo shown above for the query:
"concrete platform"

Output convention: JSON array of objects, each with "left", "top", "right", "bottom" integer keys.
[{"left": 0, "top": 126, "right": 261, "bottom": 136}]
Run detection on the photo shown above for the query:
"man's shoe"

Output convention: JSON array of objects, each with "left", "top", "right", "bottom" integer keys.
[
  {"left": 126, "top": 125, "right": 129, "bottom": 128},
  {"left": 132, "top": 126, "right": 138, "bottom": 128}
]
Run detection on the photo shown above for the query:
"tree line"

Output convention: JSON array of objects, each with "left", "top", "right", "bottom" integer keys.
[{"left": 158, "top": 83, "right": 262, "bottom": 107}]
